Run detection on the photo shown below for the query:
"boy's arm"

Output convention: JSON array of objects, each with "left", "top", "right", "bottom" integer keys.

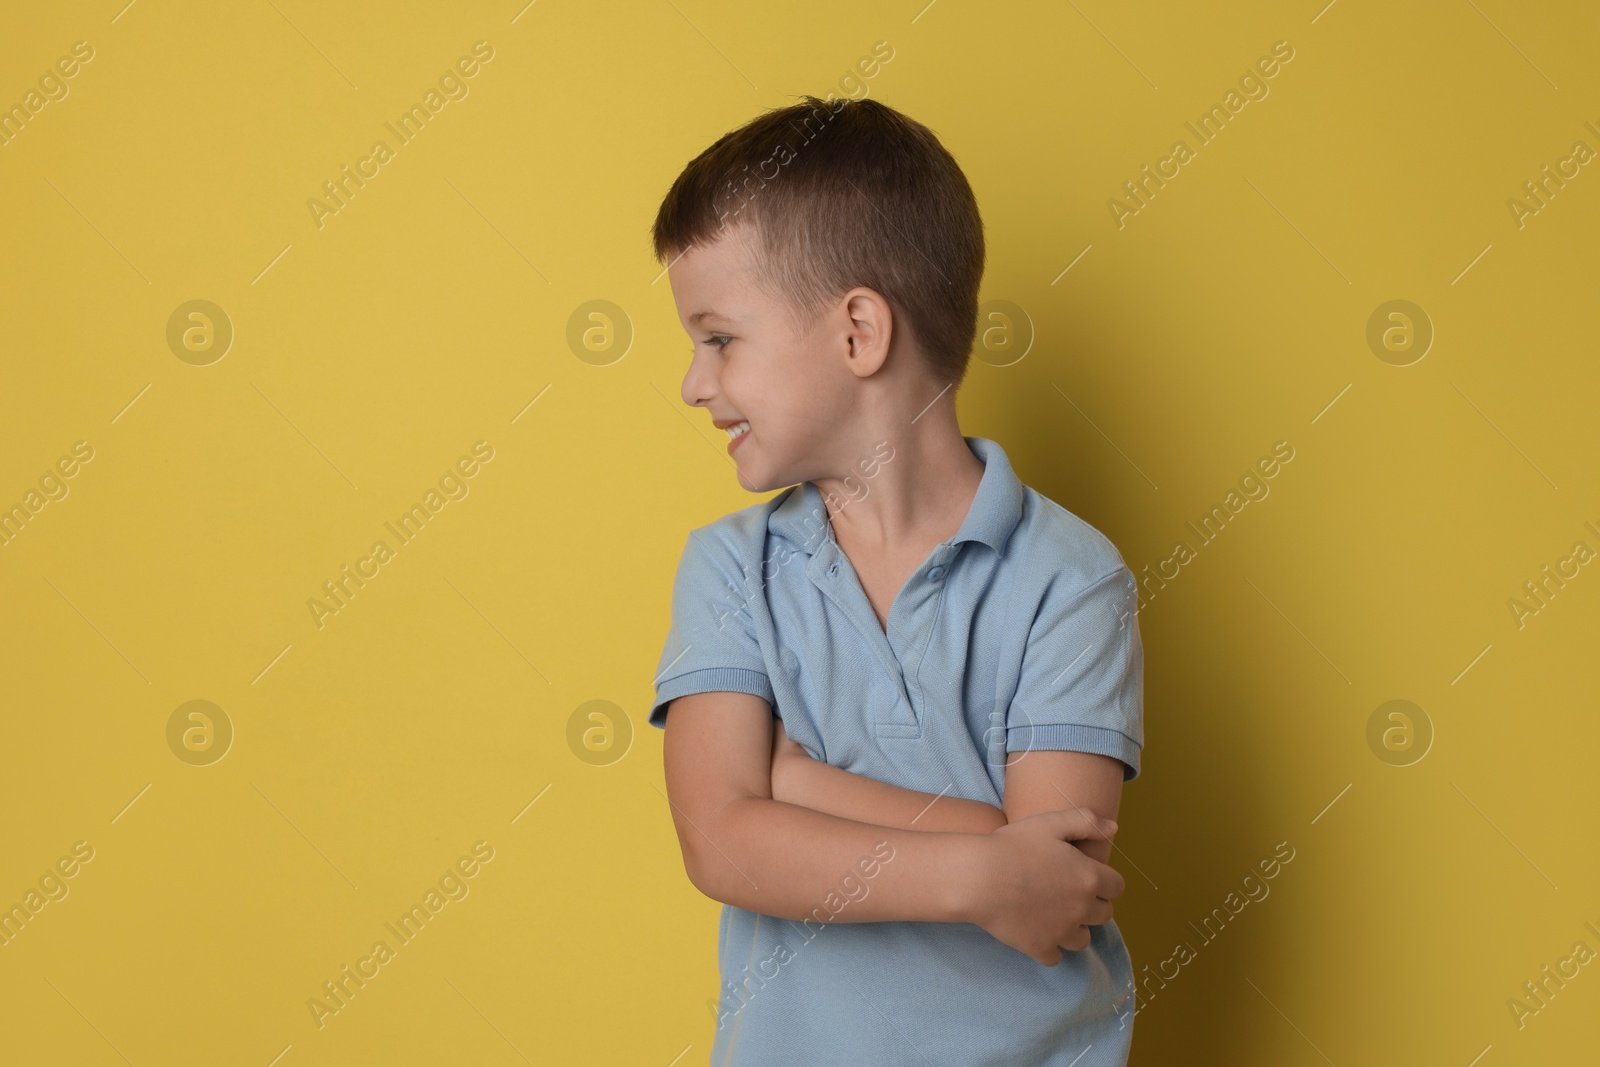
[
  {"left": 768, "top": 722, "right": 1123, "bottom": 863},
  {"left": 662, "top": 690, "right": 982, "bottom": 924},
  {"left": 661, "top": 689, "right": 1122, "bottom": 962},
  {"left": 1000, "top": 750, "right": 1124, "bottom": 865},
  {"left": 768, "top": 717, "right": 1007, "bottom": 835},
  {"left": 995, "top": 564, "right": 1142, "bottom": 866}
]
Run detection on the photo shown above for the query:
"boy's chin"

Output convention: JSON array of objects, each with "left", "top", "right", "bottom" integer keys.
[
  {"left": 732, "top": 457, "right": 784, "bottom": 494},
  {"left": 735, "top": 468, "right": 779, "bottom": 493}
]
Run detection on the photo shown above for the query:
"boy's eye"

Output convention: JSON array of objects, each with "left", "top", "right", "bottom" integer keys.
[{"left": 703, "top": 335, "right": 733, "bottom": 349}]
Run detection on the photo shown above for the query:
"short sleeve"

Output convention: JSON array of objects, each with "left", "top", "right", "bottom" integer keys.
[
  {"left": 647, "top": 529, "right": 775, "bottom": 729},
  {"left": 1005, "top": 566, "right": 1144, "bottom": 780}
]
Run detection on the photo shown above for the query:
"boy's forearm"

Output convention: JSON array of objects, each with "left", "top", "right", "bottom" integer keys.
[
  {"left": 771, "top": 754, "right": 1113, "bottom": 865},
  {"left": 774, "top": 755, "right": 1007, "bottom": 834},
  {"left": 687, "top": 796, "right": 989, "bottom": 925}
]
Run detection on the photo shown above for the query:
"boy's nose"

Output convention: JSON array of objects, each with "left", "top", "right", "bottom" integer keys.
[{"left": 681, "top": 350, "right": 719, "bottom": 409}]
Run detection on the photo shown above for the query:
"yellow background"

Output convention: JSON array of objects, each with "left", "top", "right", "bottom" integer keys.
[{"left": 2, "top": 0, "right": 1597, "bottom": 1063}]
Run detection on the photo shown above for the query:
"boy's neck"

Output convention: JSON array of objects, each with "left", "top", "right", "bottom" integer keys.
[{"left": 814, "top": 410, "right": 985, "bottom": 557}]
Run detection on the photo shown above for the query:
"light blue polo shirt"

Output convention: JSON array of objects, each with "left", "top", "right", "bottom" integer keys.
[{"left": 650, "top": 436, "right": 1144, "bottom": 1066}]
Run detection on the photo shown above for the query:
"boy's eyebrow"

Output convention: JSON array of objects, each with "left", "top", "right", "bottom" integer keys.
[{"left": 688, "top": 310, "right": 738, "bottom": 327}]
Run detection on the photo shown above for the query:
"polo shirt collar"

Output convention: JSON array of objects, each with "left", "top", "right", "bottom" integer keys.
[{"left": 769, "top": 436, "right": 1024, "bottom": 555}]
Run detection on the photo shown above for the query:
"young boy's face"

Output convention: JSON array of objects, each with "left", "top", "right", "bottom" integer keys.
[{"left": 668, "top": 225, "right": 863, "bottom": 494}]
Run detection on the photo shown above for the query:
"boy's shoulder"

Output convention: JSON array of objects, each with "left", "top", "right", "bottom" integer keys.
[
  {"left": 1014, "top": 480, "right": 1133, "bottom": 594},
  {"left": 673, "top": 488, "right": 806, "bottom": 584},
  {"left": 684, "top": 488, "right": 796, "bottom": 547}
]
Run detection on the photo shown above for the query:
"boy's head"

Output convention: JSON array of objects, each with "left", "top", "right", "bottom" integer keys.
[{"left": 652, "top": 96, "right": 985, "bottom": 492}]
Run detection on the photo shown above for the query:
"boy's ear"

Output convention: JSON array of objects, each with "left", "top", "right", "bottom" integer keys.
[{"left": 841, "top": 288, "right": 893, "bottom": 378}]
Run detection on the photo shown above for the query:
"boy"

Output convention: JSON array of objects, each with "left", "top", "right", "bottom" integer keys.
[{"left": 648, "top": 96, "right": 1144, "bottom": 1066}]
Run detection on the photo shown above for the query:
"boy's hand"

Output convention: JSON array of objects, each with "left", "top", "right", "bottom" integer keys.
[{"left": 968, "top": 808, "right": 1124, "bottom": 966}]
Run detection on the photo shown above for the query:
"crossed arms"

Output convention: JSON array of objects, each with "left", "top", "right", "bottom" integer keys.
[{"left": 659, "top": 691, "right": 1127, "bottom": 965}]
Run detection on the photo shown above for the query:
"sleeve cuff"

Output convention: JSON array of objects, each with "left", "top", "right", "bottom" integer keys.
[
  {"left": 1006, "top": 723, "right": 1142, "bottom": 782},
  {"left": 649, "top": 667, "right": 775, "bottom": 728}
]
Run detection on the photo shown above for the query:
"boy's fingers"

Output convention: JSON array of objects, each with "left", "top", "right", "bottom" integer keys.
[{"left": 1047, "top": 808, "right": 1117, "bottom": 841}]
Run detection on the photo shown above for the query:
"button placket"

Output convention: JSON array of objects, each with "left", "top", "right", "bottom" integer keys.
[
  {"left": 808, "top": 543, "right": 919, "bottom": 736},
  {"left": 892, "top": 553, "right": 941, "bottom": 728}
]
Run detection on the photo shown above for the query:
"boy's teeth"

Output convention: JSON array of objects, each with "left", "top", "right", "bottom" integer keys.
[{"left": 726, "top": 421, "right": 750, "bottom": 439}]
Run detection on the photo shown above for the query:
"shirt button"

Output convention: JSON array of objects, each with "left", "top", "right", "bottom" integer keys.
[
  {"left": 927, "top": 566, "right": 945, "bottom": 581},
  {"left": 828, "top": 562, "right": 840, "bottom": 577}
]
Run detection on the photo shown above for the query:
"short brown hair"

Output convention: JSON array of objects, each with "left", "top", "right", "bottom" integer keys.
[{"left": 652, "top": 96, "right": 986, "bottom": 390}]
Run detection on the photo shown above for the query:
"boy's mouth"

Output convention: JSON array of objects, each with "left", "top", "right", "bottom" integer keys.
[{"left": 725, "top": 420, "right": 751, "bottom": 441}]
